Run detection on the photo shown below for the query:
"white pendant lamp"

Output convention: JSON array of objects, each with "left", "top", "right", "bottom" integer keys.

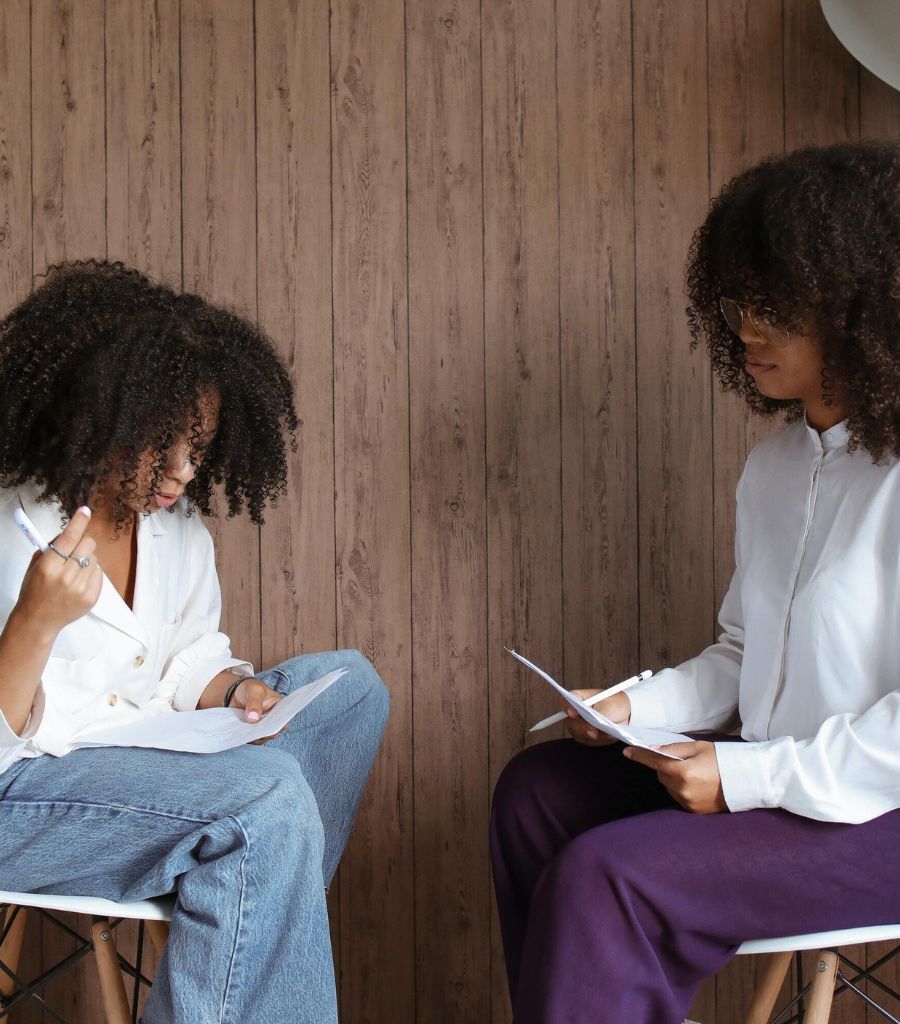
[{"left": 821, "top": 0, "right": 900, "bottom": 92}]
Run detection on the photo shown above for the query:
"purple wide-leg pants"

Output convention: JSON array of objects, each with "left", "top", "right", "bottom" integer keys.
[{"left": 490, "top": 738, "right": 900, "bottom": 1024}]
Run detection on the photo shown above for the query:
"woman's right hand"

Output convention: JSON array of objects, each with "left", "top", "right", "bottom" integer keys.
[
  {"left": 14, "top": 507, "right": 103, "bottom": 639},
  {"left": 563, "top": 690, "right": 632, "bottom": 747}
]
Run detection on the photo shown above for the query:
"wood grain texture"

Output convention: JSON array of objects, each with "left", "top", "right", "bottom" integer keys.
[
  {"left": 32, "top": 0, "right": 106, "bottom": 270},
  {"left": 106, "top": 0, "right": 180, "bottom": 286},
  {"left": 860, "top": 67, "right": 900, "bottom": 141},
  {"left": 784, "top": 0, "right": 859, "bottom": 146},
  {"left": 0, "top": 0, "right": 31, "bottom": 304},
  {"left": 330, "top": 0, "right": 414, "bottom": 1019},
  {"left": 483, "top": 0, "right": 562, "bottom": 1017},
  {"left": 406, "top": 0, "right": 488, "bottom": 1019},
  {"left": 255, "top": 0, "right": 336, "bottom": 667},
  {"left": 180, "top": 0, "right": 261, "bottom": 668},
  {"left": 483, "top": 0, "right": 562, "bottom": 754}
]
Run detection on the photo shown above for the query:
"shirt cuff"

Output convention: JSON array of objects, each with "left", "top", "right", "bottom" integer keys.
[
  {"left": 714, "top": 740, "right": 778, "bottom": 812},
  {"left": 0, "top": 685, "right": 45, "bottom": 746},
  {"left": 172, "top": 657, "right": 254, "bottom": 712},
  {"left": 626, "top": 675, "right": 673, "bottom": 729}
]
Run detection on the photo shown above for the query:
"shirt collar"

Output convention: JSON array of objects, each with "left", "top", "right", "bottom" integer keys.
[
  {"left": 804, "top": 417, "right": 850, "bottom": 454},
  {"left": 143, "top": 507, "right": 170, "bottom": 537}
]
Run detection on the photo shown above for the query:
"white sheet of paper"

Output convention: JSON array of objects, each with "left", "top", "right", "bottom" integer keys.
[
  {"left": 72, "top": 668, "right": 347, "bottom": 754},
  {"left": 507, "top": 649, "right": 688, "bottom": 760}
]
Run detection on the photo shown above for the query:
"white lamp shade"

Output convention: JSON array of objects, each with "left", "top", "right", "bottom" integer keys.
[{"left": 821, "top": 0, "right": 900, "bottom": 92}]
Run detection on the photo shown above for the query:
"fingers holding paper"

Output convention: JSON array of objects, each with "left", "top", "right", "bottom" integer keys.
[
  {"left": 229, "top": 678, "right": 286, "bottom": 744},
  {"left": 563, "top": 690, "right": 632, "bottom": 747},
  {"left": 624, "top": 740, "right": 727, "bottom": 814}
]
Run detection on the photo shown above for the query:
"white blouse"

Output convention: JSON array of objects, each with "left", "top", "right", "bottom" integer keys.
[
  {"left": 628, "top": 417, "right": 900, "bottom": 824},
  {"left": 0, "top": 485, "right": 252, "bottom": 773}
]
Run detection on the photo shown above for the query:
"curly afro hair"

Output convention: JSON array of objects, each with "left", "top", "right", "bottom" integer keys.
[
  {"left": 686, "top": 141, "right": 900, "bottom": 462},
  {"left": 0, "top": 260, "right": 299, "bottom": 525}
]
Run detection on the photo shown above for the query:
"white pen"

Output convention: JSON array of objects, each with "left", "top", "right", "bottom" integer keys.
[
  {"left": 528, "top": 669, "right": 653, "bottom": 732},
  {"left": 14, "top": 506, "right": 49, "bottom": 552}
]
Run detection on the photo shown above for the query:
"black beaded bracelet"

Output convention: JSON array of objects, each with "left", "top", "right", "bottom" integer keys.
[{"left": 224, "top": 673, "right": 254, "bottom": 708}]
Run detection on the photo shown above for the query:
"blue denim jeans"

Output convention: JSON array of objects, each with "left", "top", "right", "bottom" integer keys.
[{"left": 0, "top": 649, "right": 390, "bottom": 1024}]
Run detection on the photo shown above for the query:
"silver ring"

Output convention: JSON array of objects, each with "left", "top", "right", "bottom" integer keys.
[
  {"left": 47, "top": 542, "right": 69, "bottom": 562},
  {"left": 72, "top": 555, "right": 91, "bottom": 569}
]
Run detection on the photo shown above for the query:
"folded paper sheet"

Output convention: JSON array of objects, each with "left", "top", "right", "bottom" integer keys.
[
  {"left": 508, "top": 649, "right": 688, "bottom": 760},
  {"left": 72, "top": 669, "right": 347, "bottom": 753}
]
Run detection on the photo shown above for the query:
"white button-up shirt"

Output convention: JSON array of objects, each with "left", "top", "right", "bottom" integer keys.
[
  {"left": 628, "top": 418, "right": 900, "bottom": 824},
  {"left": 0, "top": 485, "right": 252, "bottom": 773}
]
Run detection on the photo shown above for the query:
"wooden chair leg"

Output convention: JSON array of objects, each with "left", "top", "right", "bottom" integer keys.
[
  {"left": 0, "top": 906, "right": 27, "bottom": 999},
  {"left": 744, "top": 950, "right": 794, "bottom": 1024},
  {"left": 91, "top": 917, "right": 131, "bottom": 1024},
  {"left": 804, "top": 949, "right": 838, "bottom": 1024},
  {"left": 145, "top": 919, "right": 170, "bottom": 955}
]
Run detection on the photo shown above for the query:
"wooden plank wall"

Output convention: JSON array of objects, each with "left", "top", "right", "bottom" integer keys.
[{"left": 1, "top": 2, "right": 898, "bottom": 1022}]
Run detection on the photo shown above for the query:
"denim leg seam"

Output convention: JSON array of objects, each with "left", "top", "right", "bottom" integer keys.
[
  {"left": 218, "top": 815, "right": 250, "bottom": 1024},
  {"left": 0, "top": 797, "right": 214, "bottom": 825}
]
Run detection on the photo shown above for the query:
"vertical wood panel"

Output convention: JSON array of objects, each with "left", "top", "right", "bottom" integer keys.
[
  {"left": 407, "top": 0, "right": 488, "bottom": 1019},
  {"left": 32, "top": 0, "right": 106, "bottom": 270},
  {"left": 483, "top": 0, "right": 562, "bottom": 1017},
  {"left": 0, "top": 0, "right": 31, "bottom": 303},
  {"left": 860, "top": 68, "right": 900, "bottom": 141},
  {"left": 255, "top": 1, "right": 335, "bottom": 670},
  {"left": 784, "top": 0, "right": 859, "bottom": 147},
  {"left": 330, "top": 0, "right": 414, "bottom": 1020},
  {"left": 180, "top": 0, "right": 260, "bottom": 666},
  {"left": 106, "top": 0, "right": 180, "bottom": 286},
  {"left": 633, "top": 3, "right": 714, "bottom": 1020},
  {"left": 0, "top": 4, "right": 40, "bottom": 1020},
  {"left": 483, "top": 0, "right": 562, "bottom": 750}
]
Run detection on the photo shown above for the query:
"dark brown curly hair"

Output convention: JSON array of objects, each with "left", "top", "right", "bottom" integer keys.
[
  {"left": 686, "top": 141, "right": 900, "bottom": 461},
  {"left": 0, "top": 260, "right": 299, "bottom": 525}
]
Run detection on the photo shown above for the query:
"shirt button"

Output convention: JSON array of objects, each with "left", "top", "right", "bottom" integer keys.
[
  {"left": 133, "top": 654, "right": 145, "bottom": 669},
  {"left": 107, "top": 693, "right": 118, "bottom": 707}
]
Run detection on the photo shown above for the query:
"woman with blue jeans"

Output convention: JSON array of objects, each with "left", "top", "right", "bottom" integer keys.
[{"left": 0, "top": 261, "right": 388, "bottom": 1023}]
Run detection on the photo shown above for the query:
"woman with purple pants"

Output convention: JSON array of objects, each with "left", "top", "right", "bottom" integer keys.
[{"left": 491, "top": 142, "right": 900, "bottom": 1023}]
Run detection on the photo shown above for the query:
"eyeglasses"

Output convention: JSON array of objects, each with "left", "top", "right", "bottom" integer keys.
[{"left": 719, "top": 296, "right": 802, "bottom": 348}]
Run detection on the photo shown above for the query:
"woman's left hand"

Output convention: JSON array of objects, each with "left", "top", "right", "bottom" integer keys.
[
  {"left": 623, "top": 741, "right": 727, "bottom": 814},
  {"left": 230, "top": 678, "right": 285, "bottom": 744}
]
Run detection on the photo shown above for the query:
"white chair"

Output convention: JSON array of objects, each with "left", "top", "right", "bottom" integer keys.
[
  {"left": 0, "top": 889, "right": 174, "bottom": 1024},
  {"left": 737, "top": 924, "right": 900, "bottom": 1023}
]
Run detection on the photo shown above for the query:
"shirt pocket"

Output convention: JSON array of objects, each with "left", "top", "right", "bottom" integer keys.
[{"left": 41, "top": 655, "right": 103, "bottom": 716}]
